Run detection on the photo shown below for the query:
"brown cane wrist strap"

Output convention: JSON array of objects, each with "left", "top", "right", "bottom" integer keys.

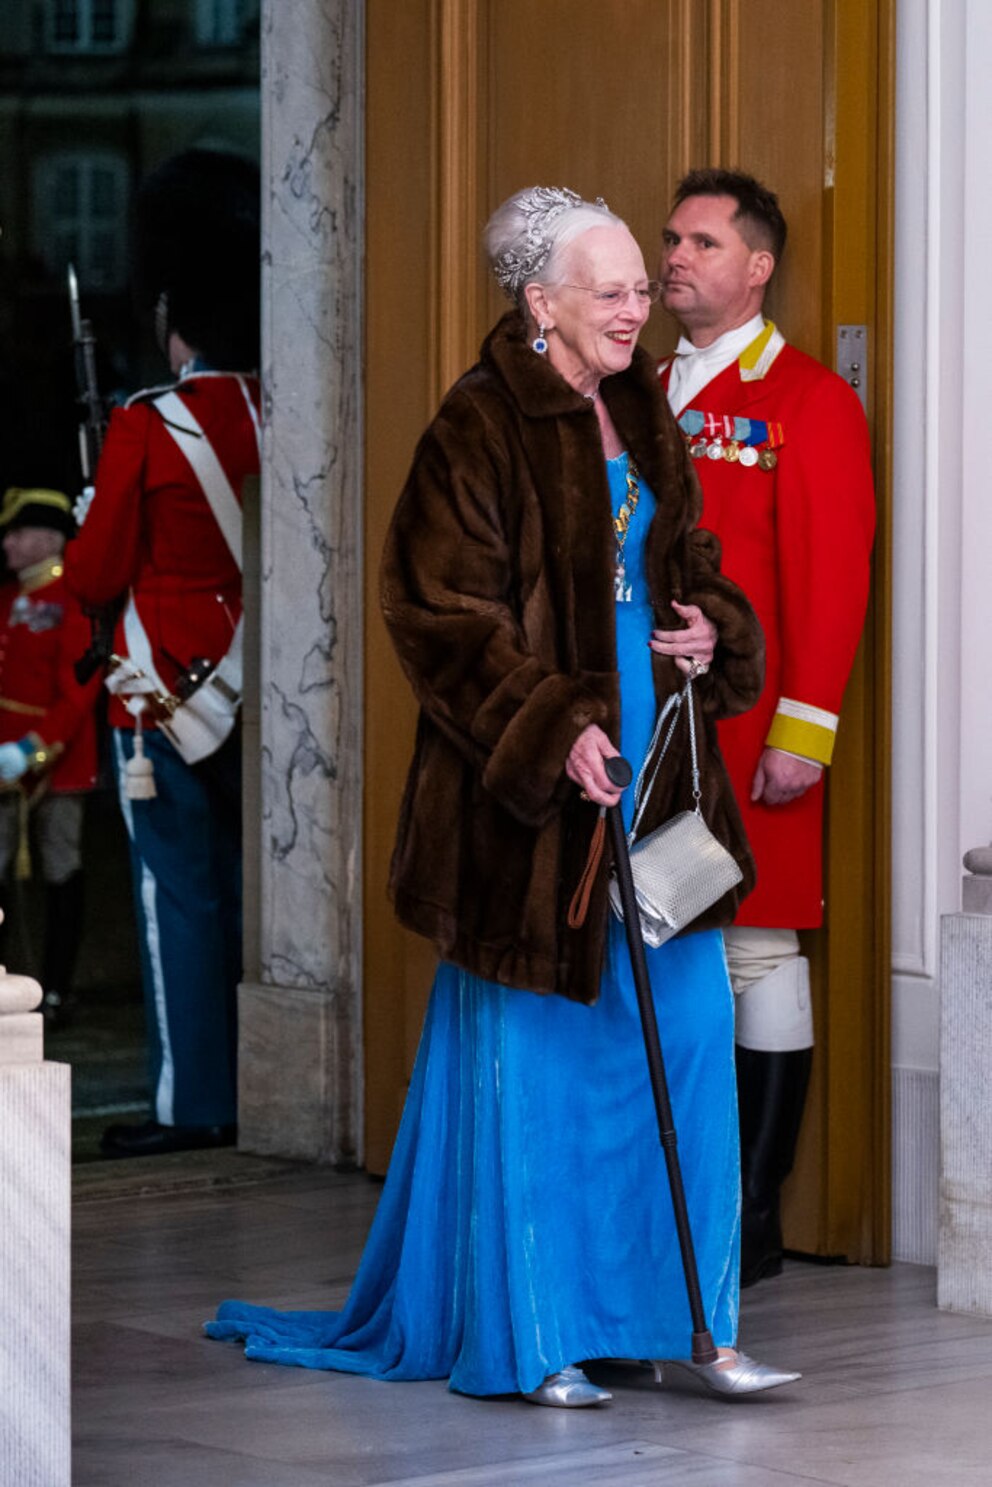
[{"left": 567, "top": 808, "right": 606, "bottom": 928}]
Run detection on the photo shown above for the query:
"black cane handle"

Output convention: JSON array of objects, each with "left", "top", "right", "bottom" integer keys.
[{"left": 604, "top": 755, "right": 633, "bottom": 789}]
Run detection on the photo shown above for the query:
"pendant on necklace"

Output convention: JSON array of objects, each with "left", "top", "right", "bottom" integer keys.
[{"left": 614, "top": 561, "right": 632, "bottom": 603}]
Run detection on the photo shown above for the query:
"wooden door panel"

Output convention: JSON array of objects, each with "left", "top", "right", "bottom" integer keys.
[
  {"left": 483, "top": 0, "right": 674, "bottom": 347},
  {"left": 364, "top": 0, "right": 441, "bottom": 1174}
]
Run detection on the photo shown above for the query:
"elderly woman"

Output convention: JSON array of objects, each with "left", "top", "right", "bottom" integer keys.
[{"left": 208, "top": 188, "right": 799, "bottom": 1405}]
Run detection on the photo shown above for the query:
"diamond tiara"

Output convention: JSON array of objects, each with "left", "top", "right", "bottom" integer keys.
[{"left": 491, "top": 186, "right": 609, "bottom": 297}]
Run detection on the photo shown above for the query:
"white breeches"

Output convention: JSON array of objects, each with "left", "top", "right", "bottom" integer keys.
[{"left": 723, "top": 926, "right": 814, "bottom": 1052}]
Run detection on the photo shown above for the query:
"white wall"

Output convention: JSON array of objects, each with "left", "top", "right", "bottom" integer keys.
[
  {"left": 891, "top": 0, "right": 992, "bottom": 1263},
  {"left": 957, "top": 8, "right": 992, "bottom": 855}
]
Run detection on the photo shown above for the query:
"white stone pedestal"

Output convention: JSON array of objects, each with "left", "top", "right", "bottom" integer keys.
[
  {"left": 938, "top": 911, "right": 992, "bottom": 1315},
  {"left": 0, "top": 994, "right": 70, "bottom": 1484}
]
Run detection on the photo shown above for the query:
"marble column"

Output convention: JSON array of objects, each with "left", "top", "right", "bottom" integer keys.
[
  {"left": 0, "top": 962, "right": 70, "bottom": 1485},
  {"left": 238, "top": 0, "right": 364, "bottom": 1165},
  {"left": 937, "top": 847, "right": 992, "bottom": 1315}
]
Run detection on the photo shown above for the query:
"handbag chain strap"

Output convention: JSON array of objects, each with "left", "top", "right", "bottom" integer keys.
[{"left": 627, "top": 674, "right": 701, "bottom": 844}]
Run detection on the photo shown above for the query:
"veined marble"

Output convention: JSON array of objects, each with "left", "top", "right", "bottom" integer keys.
[{"left": 240, "top": 0, "right": 364, "bottom": 1165}]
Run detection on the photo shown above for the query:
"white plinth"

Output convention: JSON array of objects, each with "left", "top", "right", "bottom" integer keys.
[
  {"left": 0, "top": 1059, "right": 71, "bottom": 1485},
  {"left": 0, "top": 1012, "right": 44, "bottom": 1064},
  {"left": 938, "top": 912, "right": 992, "bottom": 1314}
]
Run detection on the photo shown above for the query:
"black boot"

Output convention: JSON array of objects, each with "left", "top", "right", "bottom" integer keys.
[
  {"left": 736, "top": 1045, "right": 813, "bottom": 1288},
  {"left": 41, "top": 871, "right": 85, "bottom": 1024},
  {"left": 99, "top": 1119, "right": 237, "bottom": 1159}
]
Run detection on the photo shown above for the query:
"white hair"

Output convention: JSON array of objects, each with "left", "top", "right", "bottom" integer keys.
[{"left": 484, "top": 186, "right": 625, "bottom": 303}]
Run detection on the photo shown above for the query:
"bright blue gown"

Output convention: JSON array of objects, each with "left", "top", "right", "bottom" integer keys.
[{"left": 207, "top": 454, "right": 740, "bottom": 1395}]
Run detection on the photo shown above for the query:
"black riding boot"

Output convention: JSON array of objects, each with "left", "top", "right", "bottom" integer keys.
[
  {"left": 41, "top": 871, "right": 85, "bottom": 1023},
  {"left": 736, "top": 1045, "right": 813, "bottom": 1288}
]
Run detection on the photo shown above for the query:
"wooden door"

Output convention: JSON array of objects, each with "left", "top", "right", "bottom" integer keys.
[{"left": 363, "top": 0, "right": 892, "bottom": 1266}]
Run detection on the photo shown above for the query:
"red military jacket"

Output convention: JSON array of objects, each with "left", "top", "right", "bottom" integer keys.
[
  {"left": 660, "top": 322, "right": 875, "bottom": 926},
  {"left": 0, "top": 556, "right": 101, "bottom": 792},
  {"left": 65, "top": 371, "right": 261, "bottom": 729}
]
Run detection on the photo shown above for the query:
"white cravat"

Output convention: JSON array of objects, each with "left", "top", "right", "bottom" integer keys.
[{"left": 665, "top": 313, "right": 766, "bottom": 416}]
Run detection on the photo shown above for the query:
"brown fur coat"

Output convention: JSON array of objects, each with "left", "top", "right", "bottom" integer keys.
[{"left": 381, "top": 310, "right": 764, "bottom": 1004}]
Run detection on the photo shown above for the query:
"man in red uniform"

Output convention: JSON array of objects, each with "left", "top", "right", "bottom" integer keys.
[
  {"left": 0, "top": 487, "right": 101, "bottom": 1020},
  {"left": 65, "top": 149, "right": 260, "bottom": 1157},
  {"left": 658, "top": 169, "right": 875, "bottom": 1285}
]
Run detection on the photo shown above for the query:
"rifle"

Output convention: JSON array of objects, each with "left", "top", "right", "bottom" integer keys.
[
  {"left": 68, "top": 263, "right": 106, "bottom": 483},
  {"left": 67, "top": 264, "right": 118, "bottom": 684}
]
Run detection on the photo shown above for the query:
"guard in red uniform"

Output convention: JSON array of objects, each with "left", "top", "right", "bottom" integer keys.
[
  {"left": 658, "top": 169, "right": 875, "bottom": 1285},
  {"left": 0, "top": 487, "right": 101, "bottom": 1020},
  {"left": 64, "top": 149, "right": 261, "bottom": 1157}
]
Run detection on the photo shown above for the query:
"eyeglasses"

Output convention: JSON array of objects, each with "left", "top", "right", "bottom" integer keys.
[{"left": 559, "top": 282, "right": 662, "bottom": 306}]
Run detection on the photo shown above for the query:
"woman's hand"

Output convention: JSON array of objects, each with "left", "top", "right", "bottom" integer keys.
[
  {"left": 649, "top": 600, "right": 717, "bottom": 677},
  {"left": 565, "top": 724, "right": 624, "bottom": 807}
]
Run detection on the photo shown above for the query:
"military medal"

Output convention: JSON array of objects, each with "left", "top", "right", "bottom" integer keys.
[
  {"left": 756, "top": 419, "right": 784, "bottom": 470},
  {"left": 676, "top": 408, "right": 785, "bottom": 472}
]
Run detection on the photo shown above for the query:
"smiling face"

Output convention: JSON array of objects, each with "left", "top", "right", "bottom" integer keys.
[
  {"left": 660, "top": 194, "right": 774, "bottom": 347},
  {"left": 525, "top": 224, "right": 653, "bottom": 396}
]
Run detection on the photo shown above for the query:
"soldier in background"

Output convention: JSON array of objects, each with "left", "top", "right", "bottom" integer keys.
[
  {"left": 0, "top": 487, "right": 101, "bottom": 1020},
  {"left": 658, "top": 169, "right": 875, "bottom": 1286},
  {"left": 65, "top": 150, "right": 261, "bottom": 1158}
]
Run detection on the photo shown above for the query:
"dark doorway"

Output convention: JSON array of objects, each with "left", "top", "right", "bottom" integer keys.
[{"left": 0, "top": 0, "right": 260, "bottom": 1159}]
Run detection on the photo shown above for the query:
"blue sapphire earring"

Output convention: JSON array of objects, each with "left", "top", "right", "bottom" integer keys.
[{"left": 532, "top": 325, "right": 548, "bottom": 355}]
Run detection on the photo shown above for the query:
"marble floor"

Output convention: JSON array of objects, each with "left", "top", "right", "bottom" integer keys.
[{"left": 73, "top": 1155, "right": 992, "bottom": 1486}]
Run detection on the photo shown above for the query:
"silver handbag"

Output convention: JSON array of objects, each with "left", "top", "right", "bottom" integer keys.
[{"left": 608, "top": 676, "right": 743, "bottom": 947}]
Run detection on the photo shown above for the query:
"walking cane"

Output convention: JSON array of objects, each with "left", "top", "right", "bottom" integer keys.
[{"left": 604, "top": 754, "right": 718, "bottom": 1367}]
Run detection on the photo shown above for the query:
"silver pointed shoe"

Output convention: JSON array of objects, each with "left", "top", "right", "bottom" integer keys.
[
  {"left": 523, "top": 1364, "right": 612, "bottom": 1408},
  {"left": 654, "top": 1351, "right": 800, "bottom": 1396}
]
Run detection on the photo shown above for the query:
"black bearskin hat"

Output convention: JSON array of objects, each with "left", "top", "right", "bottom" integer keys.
[{"left": 132, "top": 149, "right": 260, "bottom": 371}]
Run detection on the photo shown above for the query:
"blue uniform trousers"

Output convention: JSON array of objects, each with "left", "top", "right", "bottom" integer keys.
[{"left": 114, "top": 727, "right": 241, "bottom": 1128}]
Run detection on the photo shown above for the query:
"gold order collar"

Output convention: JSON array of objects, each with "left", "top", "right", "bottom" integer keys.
[{"left": 613, "top": 457, "right": 640, "bottom": 555}]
